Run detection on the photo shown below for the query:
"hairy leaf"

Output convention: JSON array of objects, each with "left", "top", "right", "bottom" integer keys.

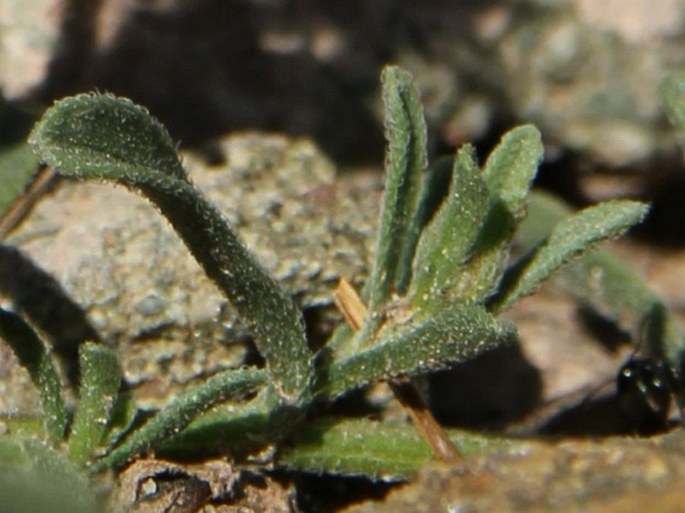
[
  {"left": 493, "top": 199, "right": 649, "bottom": 313},
  {"left": 90, "top": 368, "right": 266, "bottom": 472},
  {"left": 520, "top": 192, "right": 684, "bottom": 364},
  {"left": 321, "top": 302, "right": 516, "bottom": 400},
  {"left": 29, "top": 93, "right": 184, "bottom": 181},
  {"left": 68, "top": 342, "right": 122, "bottom": 466},
  {"left": 29, "top": 93, "right": 312, "bottom": 404},
  {"left": 0, "top": 142, "right": 40, "bottom": 220},
  {"left": 279, "top": 417, "right": 516, "bottom": 481},
  {"left": 434, "top": 126, "right": 542, "bottom": 306},
  {"left": 366, "top": 66, "right": 427, "bottom": 309},
  {"left": 158, "top": 392, "right": 276, "bottom": 459},
  {"left": 482, "top": 124, "right": 542, "bottom": 220},
  {"left": 101, "top": 391, "right": 138, "bottom": 451},
  {"left": 0, "top": 308, "right": 67, "bottom": 446},
  {"left": 408, "top": 146, "right": 491, "bottom": 309}
]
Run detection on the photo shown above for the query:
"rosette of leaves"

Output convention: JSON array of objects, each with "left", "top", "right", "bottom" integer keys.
[{"left": 0, "top": 65, "right": 650, "bottom": 510}]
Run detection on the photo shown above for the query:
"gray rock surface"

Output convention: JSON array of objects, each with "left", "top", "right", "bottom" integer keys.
[{"left": 344, "top": 431, "right": 685, "bottom": 513}]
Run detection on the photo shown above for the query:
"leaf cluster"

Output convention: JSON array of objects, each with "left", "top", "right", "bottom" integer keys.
[{"left": 0, "top": 66, "right": 655, "bottom": 509}]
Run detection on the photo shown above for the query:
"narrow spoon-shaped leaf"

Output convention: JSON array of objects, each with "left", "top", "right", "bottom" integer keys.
[
  {"left": 320, "top": 302, "right": 516, "bottom": 400},
  {"left": 29, "top": 93, "right": 185, "bottom": 181},
  {"left": 491, "top": 200, "right": 649, "bottom": 313},
  {"left": 29, "top": 93, "right": 312, "bottom": 404},
  {"left": 90, "top": 367, "right": 266, "bottom": 472},
  {"left": 520, "top": 191, "right": 684, "bottom": 364},
  {"left": 420, "top": 126, "right": 541, "bottom": 307},
  {"left": 481, "top": 124, "right": 542, "bottom": 220},
  {"left": 279, "top": 417, "right": 517, "bottom": 481},
  {"left": 365, "top": 66, "right": 427, "bottom": 309},
  {"left": 0, "top": 308, "right": 67, "bottom": 446},
  {"left": 67, "top": 342, "right": 122, "bottom": 466},
  {"left": 408, "top": 145, "right": 491, "bottom": 309}
]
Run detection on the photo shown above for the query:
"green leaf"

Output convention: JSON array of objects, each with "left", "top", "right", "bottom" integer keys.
[
  {"left": 0, "top": 308, "right": 67, "bottom": 446},
  {"left": 278, "top": 417, "right": 516, "bottom": 481},
  {"left": 566, "top": 250, "right": 683, "bottom": 362},
  {"left": 513, "top": 190, "right": 570, "bottom": 248},
  {"left": 90, "top": 368, "right": 266, "bottom": 472},
  {"left": 0, "top": 439, "right": 96, "bottom": 513},
  {"left": 365, "top": 65, "right": 427, "bottom": 309},
  {"left": 100, "top": 391, "right": 138, "bottom": 451},
  {"left": 67, "top": 342, "right": 122, "bottom": 466},
  {"left": 492, "top": 200, "right": 649, "bottom": 313},
  {"left": 411, "top": 155, "right": 454, "bottom": 232},
  {"left": 661, "top": 72, "right": 685, "bottom": 136},
  {"left": 0, "top": 142, "right": 40, "bottom": 220},
  {"left": 408, "top": 146, "right": 491, "bottom": 308},
  {"left": 481, "top": 124, "right": 542, "bottom": 220},
  {"left": 157, "top": 392, "right": 275, "bottom": 460},
  {"left": 415, "top": 125, "right": 542, "bottom": 308},
  {"left": 516, "top": 191, "right": 684, "bottom": 362},
  {"left": 29, "top": 93, "right": 313, "bottom": 404},
  {"left": 29, "top": 93, "right": 185, "bottom": 181},
  {"left": 0, "top": 437, "right": 27, "bottom": 466},
  {"left": 321, "top": 302, "right": 516, "bottom": 400},
  {"left": 0, "top": 414, "right": 45, "bottom": 439}
]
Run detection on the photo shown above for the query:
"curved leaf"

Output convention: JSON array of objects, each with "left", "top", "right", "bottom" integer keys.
[
  {"left": 29, "top": 93, "right": 185, "bottom": 181},
  {"left": 91, "top": 368, "right": 266, "bottom": 472},
  {"left": 482, "top": 124, "right": 542, "bottom": 220},
  {"left": 492, "top": 200, "right": 649, "bottom": 313},
  {"left": 29, "top": 93, "right": 312, "bottom": 404},
  {"left": 0, "top": 308, "right": 67, "bottom": 446},
  {"left": 279, "top": 417, "right": 516, "bottom": 481}
]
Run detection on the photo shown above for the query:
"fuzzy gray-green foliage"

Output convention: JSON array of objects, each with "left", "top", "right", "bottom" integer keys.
[
  {"left": 278, "top": 417, "right": 516, "bottom": 481},
  {"left": 29, "top": 93, "right": 313, "bottom": 405},
  {"left": 91, "top": 367, "right": 266, "bottom": 472},
  {"left": 519, "top": 191, "right": 683, "bottom": 366},
  {"left": 67, "top": 343, "right": 122, "bottom": 466},
  {"left": 0, "top": 64, "right": 652, "bottom": 492},
  {"left": 323, "top": 302, "right": 516, "bottom": 400},
  {"left": 492, "top": 200, "right": 648, "bottom": 313},
  {"left": 408, "top": 145, "right": 492, "bottom": 309},
  {"left": 366, "top": 66, "right": 427, "bottom": 308}
]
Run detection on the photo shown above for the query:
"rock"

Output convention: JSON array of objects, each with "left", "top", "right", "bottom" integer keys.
[
  {"left": 0, "top": 0, "right": 61, "bottom": 99},
  {"left": 6, "top": 1, "right": 684, "bottom": 169},
  {"left": 401, "top": 0, "right": 685, "bottom": 169},
  {"left": 344, "top": 431, "right": 685, "bottom": 513},
  {"left": 109, "top": 458, "right": 294, "bottom": 513}
]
